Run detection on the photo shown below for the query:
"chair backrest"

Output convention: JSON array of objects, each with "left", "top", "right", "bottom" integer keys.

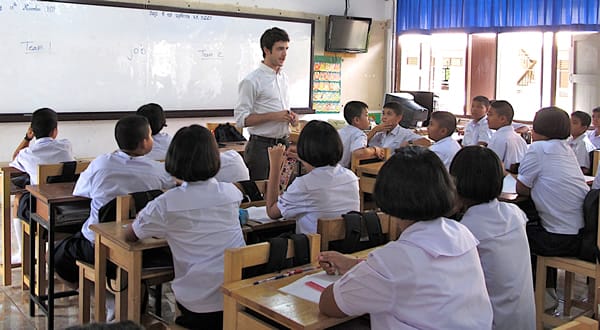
[
  {"left": 317, "top": 212, "right": 395, "bottom": 251},
  {"left": 350, "top": 148, "right": 391, "bottom": 174},
  {"left": 223, "top": 233, "right": 320, "bottom": 283},
  {"left": 100, "top": 190, "right": 163, "bottom": 224},
  {"left": 38, "top": 160, "right": 90, "bottom": 186},
  {"left": 592, "top": 150, "right": 600, "bottom": 176},
  {"left": 235, "top": 180, "right": 267, "bottom": 208}
]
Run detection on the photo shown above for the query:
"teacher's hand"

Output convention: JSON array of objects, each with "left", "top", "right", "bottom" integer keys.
[{"left": 272, "top": 110, "right": 295, "bottom": 124}]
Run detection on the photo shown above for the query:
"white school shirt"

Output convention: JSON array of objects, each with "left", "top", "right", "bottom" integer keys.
[
  {"left": 234, "top": 62, "right": 290, "bottom": 139},
  {"left": 132, "top": 179, "right": 245, "bottom": 313},
  {"left": 332, "top": 218, "right": 492, "bottom": 330},
  {"left": 567, "top": 134, "right": 596, "bottom": 169},
  {"left": 586, "top": 130, "right": 600, "bottom": 149},
  {"left": 215, "top": 150, "right": 249, "bottom": 183},
  {"left": 460, "top": 199, "right": 535, "bottom": 330},
  {"left": 338, "top": 125, "right": 368, "bottom": 168},
  {"left": 146, "top": 132, "right": 172, "bottom": 161},
  {"left": 488, "top": 125, "right": 528, "bottom": 170},
  {"left": 75, "top": 150, "right": 176, "bottom": 243},
  {"left": 518, "top": 140, "right": 589, "bottom": 235},
  {"left": 429, "top": 136, "right": 461, "bottom": 169},
  {"left": 277, "top": 165, "right": 359, "bottom": 234},
  {"left": 10, "top": 137, "right": 74, "bottom": 185},
  {"left": 462, "top": 116, "right": 493, "bottom": 146},
  {"left": 368, "top": 124, "right": 422, "bottom": 151}
]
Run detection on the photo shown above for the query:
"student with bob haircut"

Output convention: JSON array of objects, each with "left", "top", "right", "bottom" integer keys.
[
  {"left": 450, "top": 146, "right": 535, "bottom": 330},
  {"left": 126, "top": 125, "right": 245, "bottom": 329},
  {"left": 137, "top": 103, "right": 171, "bottom": 161},
  {"left": 318, "top": 147, "right": 492, "bottom": 329},
  {"left": 266, "top": 120, "right": 359, "bottom": 234}
]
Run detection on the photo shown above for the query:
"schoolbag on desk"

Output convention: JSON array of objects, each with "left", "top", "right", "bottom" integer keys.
[
  {"left": 214, "top": 123, "right": 246, "bottom": 143},
  {"left": 579, "top": 188, "right": 600, "bottom": 262}
]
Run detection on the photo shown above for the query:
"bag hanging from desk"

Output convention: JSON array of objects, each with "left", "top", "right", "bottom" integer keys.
[
  {"left": 213, "top": 123, "right": 246, "bottom": 143},
  {"left": 329, "top": 211, "right": 387, "bottom": 254},
  {"left": 242, "top": 233, "right": 310, "bottom": 279}
]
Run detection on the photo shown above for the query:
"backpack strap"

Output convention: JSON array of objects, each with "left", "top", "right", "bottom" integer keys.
[
  {"left": 289, "top": 234, "right": 310, "bottom": 266},
  {"left": 363, "top": 211, "right": 385, "bottom": 247},
  {"left": 265, "top": 237, "right": 288, "bottom": 273},
  {"left": 341, "top": 211, "right": 362, "bottom": 253},
  {"left": 98, "top": 198, "right": 117, "bottom": 223},
  {"left": 46, "top": 161, "right": 78, "bottom": 183}
]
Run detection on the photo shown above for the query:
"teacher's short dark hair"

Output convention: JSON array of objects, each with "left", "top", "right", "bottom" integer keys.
[
  {"left": 260, "top": 27, "right": 289, "bottom": 58},
  {"left": 449, "top": 146, "right": 503, "bottom": 204},
  {"left": 115, "top": 115, "right": 150, "bottom": 151},
  {"left": 165, "top": 125, "right": 220, "bottom": 182},
  {"left": 374, "top": 146, "right": 456, "bottom": 221},
  {"left": 136, "top": 103, "right": 166, "bottom": 135},
  {"left": 31, "top": 108, "right": 58, "bottom": 138},
  {"left": 297, "top": 120, "right": 343, "bottom": 167}
]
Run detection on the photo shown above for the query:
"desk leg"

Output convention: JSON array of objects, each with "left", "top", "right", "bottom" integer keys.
[
  {"left": 223, "top": 296, "right": 242, "bottom": 330},
  {"left": 0, "top": 170, "right": 11, "bottom": 286},
  {"left": 29, "top": 215, "right": 36, "bottom": 316},
  {"left": 36, "top": 224, "right": 47, "bottom": 297},
  {"left": 94, "top": 234, "right": 107, "bottom": 322},
  {"left": 127, "top": 252, "right": 142, "bottom": 322},
  {"left": 115, "top": 268, "right": 127, "bottom": 321},
  {"left": 47, "top": 220, "right": 54, "bottom": 330}
]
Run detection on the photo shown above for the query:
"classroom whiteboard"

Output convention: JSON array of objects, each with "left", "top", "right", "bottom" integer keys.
[{"left": 0, "top": 0, "right": 314, "bottom": 121}]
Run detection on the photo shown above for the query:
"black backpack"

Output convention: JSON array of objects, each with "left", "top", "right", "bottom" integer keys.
[
  {"left": 579, "top": 188, "right": 600, "bottom": 262},
  {"left": 98, "top": 189, "right": 163, "bottom": 223},
  {"left": 213, "top": 123, "right": 246, "bottom": 143},
  {"left": 329, "top": 211, "right": 387, "bottom": 253}
]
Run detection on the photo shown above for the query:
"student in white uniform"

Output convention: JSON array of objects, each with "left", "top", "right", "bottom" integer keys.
[
  {"left": 568, "top": 111, "right": 596, "bottom": 174},
  {"left": 450, "top": 146, "right": 535, "bottom": 330},
  {"left": 216, "top": 149, "right": 250, "bottom": 183},
  {"left": 487, "top": 100, "right": 528, "bottom": 171},
  {"left": 54, "top": 115, "right": 175, "bottom": 286},
  {"left": 368, "top": 101, "right": 430, "bottom": 151},
  {"left": 428, "top": 111, "right": 461, "bottom": 169},
  {"left": 137, "top": 103, "right": 171, "bottom": 161},
  {"left": 587, "top": 106, "right": 600, "bottom": 148},
  {"left": 10, "top": 108, "right": 74, "bottom": 185},
  {"left": 462, "top": 95, "right": 493, "bottom": 146},
  {"left": 517, "top": 107, "right": 589, "bottom": 306},
  {"left": 337, "top": 101, "right": 384, "bottom": 168},
  {"left": 266, "top": 120, "right": 359, "bottom": 234},
  {"left": 319, "top": 147, "right": 493, "bottom": 330},
  {"left": 125, "top": 125, "right": 245, "bottom": 329}
]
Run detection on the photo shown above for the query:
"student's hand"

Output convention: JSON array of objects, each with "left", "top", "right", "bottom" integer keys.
[
  {"left": 272, "top": 110, "right": 296, "bottom": 124},
  {"left": 25, "top": 127, "right": 34, "bottom": 141},
  {"left": 285, "top": 144, "right": 298, "bottom": 160},
  {"left": 371, "top": 122, "right": 395, "bottom": 133},
  {"left": 373, "top": 146, "right": 386, "bottom": 159},
  {"left": 319, "top": 251, "right": 362, "bottom": 276},
  {"left": 268, "top": 144, "right": 287, "bottom": 169}
]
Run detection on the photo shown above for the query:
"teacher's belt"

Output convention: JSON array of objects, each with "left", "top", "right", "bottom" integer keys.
[{"left": 250, "top": 134, "right": 289, "bottom": 145}]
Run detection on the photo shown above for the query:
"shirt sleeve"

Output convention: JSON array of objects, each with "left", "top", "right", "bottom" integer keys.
[
  {"left": 132, "top": 199, "right": 167, "bottom": 240},
  {"left": 517, "top": 147, "right": 539, "bottom": 188},
  {"left": 234, "top": 78, "right": 256, "bottom": 128},
  {"left": 277, "top": 180, "right": 309, "bottom": 219},
  {"left": 349, "top": 131, "right": 368, "bottom": 152},
  {"left": 478, "top": 125, "right": 492, "bottom": 144},
  {"left": 368, "top": 132, "right": 383, "bottom": 147},
  {"left": 72, "top": 165, "right": 94, "bottom": 198},
  {"left": 9, "top": 152, "right": 26, "bottom": 173},
  {"left": 488, "top": 137, "right": 507, "bottom": 169}
]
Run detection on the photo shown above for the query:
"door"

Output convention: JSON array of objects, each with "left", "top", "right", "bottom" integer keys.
[{"left": 571, "top": 33, "right": 600, "bottom": 112}]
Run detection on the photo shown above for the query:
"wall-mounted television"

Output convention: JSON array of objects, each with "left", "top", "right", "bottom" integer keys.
[
  {"left": 383, "top": 93, "right": 429, "bottom": 129},
  {"left": 325, "top": 15, "right": 372, "bottom": 53}
]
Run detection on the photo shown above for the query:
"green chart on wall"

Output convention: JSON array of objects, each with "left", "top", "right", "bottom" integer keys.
[{"left": 313, "top": 55, "right": 341, "bottom": 113}]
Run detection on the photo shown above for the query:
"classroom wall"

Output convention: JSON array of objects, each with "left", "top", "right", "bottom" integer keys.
[{"left": 0, "top": 0, "right": 393, "bottom": 161}]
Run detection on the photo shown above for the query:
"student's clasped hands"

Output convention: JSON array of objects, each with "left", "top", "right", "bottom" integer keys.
[
  {"left": 268, "top": 144, "right": 287, "bottom": 168},
  {"left": 319, "top": 251, "right": 362, "bottom": 276}
]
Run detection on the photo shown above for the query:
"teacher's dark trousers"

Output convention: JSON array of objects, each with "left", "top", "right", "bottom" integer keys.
[{"left": 244, "top": 135, "right": 288, "bottom": 181}]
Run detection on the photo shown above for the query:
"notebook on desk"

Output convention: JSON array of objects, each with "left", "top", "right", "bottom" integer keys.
[{"left": 246, "top": 206, "right": 282, "bottom": 224}]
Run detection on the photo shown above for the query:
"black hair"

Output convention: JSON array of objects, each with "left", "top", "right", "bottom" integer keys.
[
  {"left": 490, "top": 100, "right": 514, "bottom": 123},
  {"left": 592, "top": 106, "right": 600, "bottom": 114},
  {"left": 472, "top": 95, "right": 491, "bottom": 107},
  {"left": 297, "top": 120, "right": 343, "bottom": 167},
  {"left": 165, "top": 125, "right": 220, "bottom": 182},
  {"left": 136, "top": 103, "right": 166, "bottom": 135},
  {"left": 430, "top": 111, "right": 457, "bottom": 138},
  {"left": 343, "top": 101, "right": 368, "bottom": 125},
  {"left": 114, "top": 115, "right": 150, "bottom": 151},
  {"left": 532, "top": 106, "right": 571, "bottom": 140},
  {"left": 260, "top": 27, "right": 290, "bottom": 58},
  {"left": 31, "top": 108, "right": 58, "bottom": 138},
  {"left": 572, "top": 111, "right": 592, "bottom": 127},
  {"left": 374, "top": 146, "right": 456, "bottom": 221},
  {"left": 449, "top": 146, "right": 503, "bottom": 205},
  {"left": 383, "top": 101, "right": 404, "bottom": 116}
]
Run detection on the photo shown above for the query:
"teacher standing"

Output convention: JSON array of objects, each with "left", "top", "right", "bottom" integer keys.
[{"left": 235, "top": 27, "right": 298, "bottom": 180}]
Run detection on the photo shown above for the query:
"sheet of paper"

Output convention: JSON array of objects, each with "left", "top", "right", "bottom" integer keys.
[
  {"left": 278, "top": 271, "right": 341, "bottom": 304},
  {"left": 245, "top": 206, "right": 281, "bottom": 224},
  {"left": 502, "top": 174, "right": 517, "bottom": 194}
]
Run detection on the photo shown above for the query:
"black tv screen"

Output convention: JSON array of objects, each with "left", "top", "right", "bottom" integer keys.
[
  {"left": 383, "top": 93, "right": 429, "bottom": 129},
  {"left": 325, "top": 15, "right": 372, "bottom": 53}
]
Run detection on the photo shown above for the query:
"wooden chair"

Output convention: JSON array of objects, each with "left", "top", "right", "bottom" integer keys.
[
  {"left": 591, "top": 150, "right": 600, "bottom": 176},
  {"left": 77, "top": 194, "right": 174, "bottom": 323},
  {"left": 1, "top": 165, "right": 26, "bottom": 286},
  {"left": 534, "top": 198, "right": 600, "bottom": 329},
  {"left": 350, "top": 148, "right": 391, "bottom": 174},
  {"left": 317, "top": 212, "right": 400, "bottom": 251},
  {"left": 553, "top": 316, "right": 598, "bottom": 330},
  {"left": 223, "top": 233, "right": 320, "bottom": 330}
]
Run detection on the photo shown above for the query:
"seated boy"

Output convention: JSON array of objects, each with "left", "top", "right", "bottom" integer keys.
[
  {"left": 10, "top": 108, "right": 74, "bottom": 185},
  {"left": 587, "top": 106, "right": 600, "bottom": 148},
  {"left": 567, "top": 111, "right": 596, "bottom": 174},
  {"left": 367, "top": 101, "right": 430, "bottom": 152},
  {"left": 487, "top": 100, "right": 528, "bottom": 171},
  {"left": 54, "top": 115, "right": 175, "bottom": 286},
  {"left": 428, "top": 111, "right": 461, "bottom": 169},
  {"left": 462, "top": 96, "right": 493, "bottom": 146},
  {"left": 137, "top": 103, "right": 171, "bottom": 161},
  {"left": 338, "top": 101, "right": 384, "bottom": 168}
]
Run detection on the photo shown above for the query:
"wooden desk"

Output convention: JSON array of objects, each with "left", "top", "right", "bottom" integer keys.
[
  {"left": 243, "top": 218, "right": 297, "bottom": 244},
  {"left": 26, "top": 182, "right": 89, "bottom": 330},
  {"left": 0, "top": 164, "right": 25, "bottom": 286},
  {"left": 219, "top": 141, "right": 247, "bottom": 155},
  {"left": 90, "top": 220, "right": 168, "bottom": 323},
  {"left": 222, "top": 248, "right": 373, "bottom": 330}
]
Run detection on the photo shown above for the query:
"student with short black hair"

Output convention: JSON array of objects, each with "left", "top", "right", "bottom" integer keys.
[
  {"left": 428, "top": 111, "right": 461, "bottom": 169},
  {"left": 367, "top": 101, "right": 430, "bottom": 151},
  {"left": 136, "top": 103, "right": 171, "bottom": 160},
  {"left": 587, "top": 106, "right": 600, "bottom": 148},
  {"left": 568, "top": 111, "right": 596, "bottom": 174},
  {"left": 125, "top": 125, "right": 245, "bottom": 329},
  {"left": 266, "top": 120, "right": 359, "bottom": 234},
  {"left": 462, "top": 95, "right": 493, "bottom": 146},
  {"left": 338, "top": 101, "right": 384, "bottom": 168},
  {"left": 487, "top": 100, "right": 528, "bottom": 170},
  {"left": 318, "top": 147, "right": 492, "bottom": 329},
  {"left": 450, "top": 146, "right": 535, "bottom": 330}
]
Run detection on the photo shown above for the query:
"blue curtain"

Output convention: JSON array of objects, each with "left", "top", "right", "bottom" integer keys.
[{"left": 396, "top": 0, "right": 600, "bottom": 34}]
